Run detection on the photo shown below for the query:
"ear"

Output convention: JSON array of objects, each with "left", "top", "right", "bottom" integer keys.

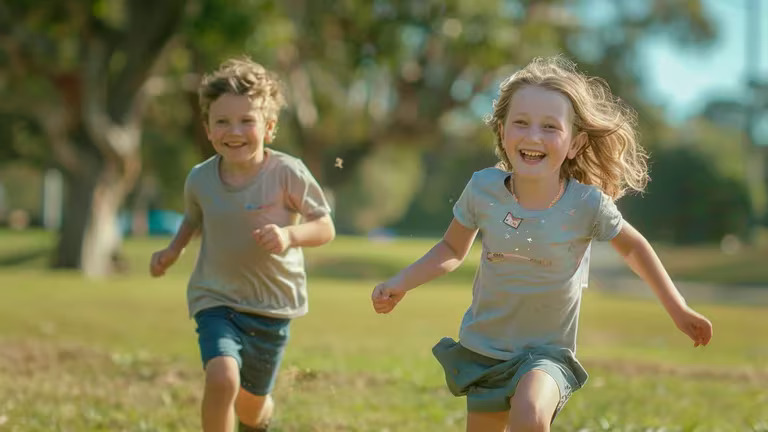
[
  {"left": 264, "top": 118, "right": 277, "bottom": 143},
  {"left": 203, "top": 121, "right": 212, "bottom": 142},
  {"left": 498, "top": 121, "right": 505, "bottom": 140},
  {"left": 567, "top": 131, "right": 587, "bottom": 160}
]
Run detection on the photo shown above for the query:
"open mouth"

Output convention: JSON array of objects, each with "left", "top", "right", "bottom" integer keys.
[
  {"left": 224, "top": 142, "right": 247, "bottom": 149},
  {"left": 519, "top": 149, "right": 546, "bottom": 161}
]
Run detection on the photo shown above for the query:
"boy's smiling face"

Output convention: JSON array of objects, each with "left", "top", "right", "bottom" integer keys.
[{"left": 205, "top": 93, "right": 275, "bottom": 165}]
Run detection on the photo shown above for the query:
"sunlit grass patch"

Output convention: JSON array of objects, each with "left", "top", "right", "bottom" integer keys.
[
  {"left": 1, "top": 338, "right": 766, "bottom": 431},
  {"left": 0, "top": 339, "right": 201, "bottom": 431},
  {"left": 1, "top": 231, "right": 767, "bottom": 430}
]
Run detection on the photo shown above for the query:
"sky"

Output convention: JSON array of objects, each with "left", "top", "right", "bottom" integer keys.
[{"left": 639, "top": 0, "right": 768, "bottom": 123}]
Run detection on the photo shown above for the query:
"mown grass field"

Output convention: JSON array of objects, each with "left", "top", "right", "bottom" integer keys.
[{"left": 1, "top": 230, "right": 767, "bottom": 431}]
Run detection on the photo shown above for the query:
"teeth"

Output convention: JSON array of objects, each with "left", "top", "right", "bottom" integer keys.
[{"left": 520, "top": 150, "right": 545, "bottom": 157}]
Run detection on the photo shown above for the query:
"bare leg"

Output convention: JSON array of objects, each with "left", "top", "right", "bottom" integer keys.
[
  {"left": 466, "top": 410, "right": 507, "bottom": 432},
  {"left": 202, "top": 356, "right": 240, "bottom": 432},
  {"left": 235, "top": 389, "right": 274, "bottom": 430},
  {"left": 507, "top": 370, "right": 561, "bottom": 432}
]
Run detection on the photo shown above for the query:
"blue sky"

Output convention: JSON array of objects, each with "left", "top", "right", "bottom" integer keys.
[{"left": 639, "top": 0, "right": 768, "bottom": 122}]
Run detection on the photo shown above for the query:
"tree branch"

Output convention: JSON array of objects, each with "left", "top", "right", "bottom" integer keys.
[{"left": 107, "top": 0, "right": 186, "bottom": 122}]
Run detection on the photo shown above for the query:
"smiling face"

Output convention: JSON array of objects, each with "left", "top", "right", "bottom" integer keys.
[
  {"left": 205, "top": 93, "right": 275, "bottom": 166},
  {"left": 500, "top": 85, "right": 582, "bottom": 182}
]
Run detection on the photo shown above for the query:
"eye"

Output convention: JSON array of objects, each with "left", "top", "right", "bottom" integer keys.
[
  {"left": 543, "top": 124, "right": 559, "bottom": 130},
  {"left": 242, "top": 117, "right": 256, "bottom": 124},
  {"left": 512, "top": 120, "right": 528, "bottom": 126},
  {"left": 215, "top": 119, "right": 228, "bottom": 125}
]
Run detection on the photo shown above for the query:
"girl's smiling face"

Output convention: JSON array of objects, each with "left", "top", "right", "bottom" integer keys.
[
  {"left": 205, "top": 93, "right": 274, "bottom": 165},
  {"left": 501, "top": 85, "right": 582, "bottom": 181}
]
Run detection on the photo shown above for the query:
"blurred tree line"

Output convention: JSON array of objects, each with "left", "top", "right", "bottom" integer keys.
[{"left": 0, "top": 0, "right": 761, "bottom": 276}]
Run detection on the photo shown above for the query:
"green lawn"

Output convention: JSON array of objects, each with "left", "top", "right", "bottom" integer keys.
[{"left": 0, "top": 230, "right": 767, "bottom": 431}]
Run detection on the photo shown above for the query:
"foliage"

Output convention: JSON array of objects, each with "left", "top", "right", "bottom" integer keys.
[
  {"left": 333, "top": 143, "right": 425, "bottom": 233},
  {"left": 620, "top": 147, "right": 753, "bottom": 244},
  {"left": 0, "top": 0, "right": 189, "bottom": 275},
  {"left": 392, "top": 133, "right": 499, "bottom": 235},
  {"left": 1, "top": 0, "right": 746, "bottom": 275}
]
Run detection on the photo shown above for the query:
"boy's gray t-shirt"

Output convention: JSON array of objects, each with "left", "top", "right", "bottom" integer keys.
[
  {"left": 183, "top": 149, "right": 331, "bottom": 319},
  {"left": 453, "top": 167, "right": 623, "bottom": 360}
]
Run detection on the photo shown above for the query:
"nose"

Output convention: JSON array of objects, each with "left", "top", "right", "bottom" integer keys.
[
  {"left": 227, "top": 123, "right": 244, "bottom": 135},
  {"left": 525, "top": 126, "right": 544, "bottom": 143}
]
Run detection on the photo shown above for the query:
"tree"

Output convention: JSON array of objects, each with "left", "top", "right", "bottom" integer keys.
[
  {"left": 253, "top": 1, "right": 717, "bottom": 234},
  {"left": 1, "top": 0, "right": 727, "bottom": 275},
  {"left": 0, "top": 0, "right": 186, "bottom": 276},
  {"left": 701, "top": 95, "right": 768, "bottom": 229}
]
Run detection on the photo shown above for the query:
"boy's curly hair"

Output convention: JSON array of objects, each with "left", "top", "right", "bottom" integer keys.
[
  {"left": 198, "top": 57, "right": 286, "bottom": 123},
  {"left": 485, "top": 56, "right": 648, "bottom": 199}
]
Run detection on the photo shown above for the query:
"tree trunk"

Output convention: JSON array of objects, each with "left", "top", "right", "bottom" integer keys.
[
  {"left": 52, "top": 133, "right": 139, "bottom": 277},
  {"left": 54, "top": 167, "right": 97, "bottom": 270}
]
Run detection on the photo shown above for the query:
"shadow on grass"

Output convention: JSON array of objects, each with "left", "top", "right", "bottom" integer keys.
[{"left": 0, "top": 248, "right": 50, "bottom": 267}]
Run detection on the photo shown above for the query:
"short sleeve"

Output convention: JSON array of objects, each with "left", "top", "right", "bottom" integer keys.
[
  {"left": 592, "top": 192, "right": 623, "bottom": 241},
  {"left": 452, "top": 175, "right": 477, "bottom": 229},
  {"left": 285, "top": 160, "right": 331, "bottom": 219},
  {"left": 183, "top": 171, "right": 203, "bottom": 228}
]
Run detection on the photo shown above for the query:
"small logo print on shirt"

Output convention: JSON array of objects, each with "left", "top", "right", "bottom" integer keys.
[
  {"left": 503, "top": 212, "right": 522, "bottom": 229},
  {"left": 245, "top": 203, "right": 273, "bottom": 211}
]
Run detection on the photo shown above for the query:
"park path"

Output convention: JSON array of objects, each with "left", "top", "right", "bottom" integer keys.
[{"left": 588, "top": 243, "right": 768, "bottom": 306}]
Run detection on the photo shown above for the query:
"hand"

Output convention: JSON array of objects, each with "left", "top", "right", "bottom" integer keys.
[
  {"left": 672, "top": 306, "right": 713, "bottom": 347},
  {"left": 149, "top": 247, "right": 181, "bottom": 277},
  {"left": 252, "top": 224, "right": 291, "bottom": 254},
  {"left": 371, "top": 279, "right": 407, "bottom": 314}
]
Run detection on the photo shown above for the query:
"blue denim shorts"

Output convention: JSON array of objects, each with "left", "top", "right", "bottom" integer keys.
[
  {"left": 432, "top": 338, "right": 588, "bottom": 419},
  {"left": 194, "top": 306, "right": 291, "bottom": 395}
]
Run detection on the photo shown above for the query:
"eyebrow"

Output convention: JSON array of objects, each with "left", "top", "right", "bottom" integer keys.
[
  {"left": 541, "top": 117, "right": 565, "bottom": 125},
  {"left": 509, "top": 113, "right": 565, "bottom": 124},
  {"left": 210, "top": 113, "right": 259, "bottom": 119}
]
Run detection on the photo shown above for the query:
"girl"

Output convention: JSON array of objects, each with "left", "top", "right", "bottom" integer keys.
[
  {"left": 371, "top": 56, "right": 712, "bottom": 432},
  {"left": 150, "top": 57, "right": 335, "bottom": 432}
]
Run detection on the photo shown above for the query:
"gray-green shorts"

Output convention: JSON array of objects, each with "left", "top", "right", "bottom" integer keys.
[{"left": 432, "top": 338, "right": 588, "bottom": 419}]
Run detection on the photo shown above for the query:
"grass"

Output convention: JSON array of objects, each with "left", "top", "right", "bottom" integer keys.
[{"left": 0, "top": 230, "right": 767, "bottom": 431}]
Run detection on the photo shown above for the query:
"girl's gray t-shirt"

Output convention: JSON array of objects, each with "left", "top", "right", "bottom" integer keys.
[
  {"left": 183, "top": 149, "right": 331, "bottom": 319},
  {"left": 453, "top": 167, "right": 623, "bottom": 360}
]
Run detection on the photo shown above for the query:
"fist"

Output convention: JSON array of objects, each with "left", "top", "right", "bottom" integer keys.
[
  {"left": 149, "top": 248, "right": 180, "bottom": 277},
  {"left": 371, "top": 281, "right": 407, "bottom": 314},
  {"left": 252, "top": 224, "right": 291, "bottom": 254},
  {"left": 673, "top": 307, "right": 713, "bottom": 348}
]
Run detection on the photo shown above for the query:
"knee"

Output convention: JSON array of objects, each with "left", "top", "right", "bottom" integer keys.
[
  {"left": 205, "top": 357, "right": 240, "bottom": 398},
  {"left": 508, "top": 397, "right": 551, "bottom": 432},
  {"left": 236, "top": 393, "right": 273, "bottom": 426}
]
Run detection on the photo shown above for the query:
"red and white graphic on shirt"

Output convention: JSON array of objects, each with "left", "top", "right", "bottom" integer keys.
[{"left": 503, "top": 212, "right": 522, "bottom": 229}]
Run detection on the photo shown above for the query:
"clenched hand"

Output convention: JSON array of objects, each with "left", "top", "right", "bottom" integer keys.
[{"left": 253, "top": 224, "right": 291, "bottom": 254}]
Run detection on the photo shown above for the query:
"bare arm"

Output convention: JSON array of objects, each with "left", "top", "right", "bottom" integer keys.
[
  {"left": 285, "top": 214, "right": 335, "bottom": 247},
  {"left": 168, "top": 217, "right": 200, "bottom": 254},
  {"left": 253, "top": 214, "right": 335, "bottom": 254},
  {"left": 149, "top": 217, "right": 199, "bottom": 277},
  {"left": 610, "top": 222, "right": 687, "bottom": 313},
  {"left": 389, "top": 218, "right": 477, "bottom": 291},
  {"left": 372, "top": 218, "right": 478, "bottom": 313},
  {"left": 610, "top": 221, "right": 712, "bottom": 346}
]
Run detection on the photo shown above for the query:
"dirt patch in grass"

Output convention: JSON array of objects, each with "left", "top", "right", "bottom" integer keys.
[
  {"left": 583, "top": 357, "right": 768, "bottom": 382},
  {"left": 280, "top": 364, "right": 396, "bottom": 390}
]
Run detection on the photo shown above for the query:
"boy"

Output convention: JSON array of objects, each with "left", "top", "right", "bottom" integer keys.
[{"left": 150, "top": 57, "right": 335, "bottom": 432}]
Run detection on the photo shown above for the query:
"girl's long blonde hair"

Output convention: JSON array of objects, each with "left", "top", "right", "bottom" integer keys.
[{"left": 485, "top": 56, "right": 648, "bottom": 199}]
